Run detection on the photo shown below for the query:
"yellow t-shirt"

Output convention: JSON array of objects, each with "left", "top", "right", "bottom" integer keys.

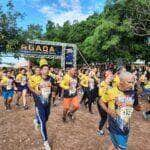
[
  {"left": 78, "top": 73, "right": 83, "bottom": 80},
  {"left": 60, "top": 73, "right": 77, "bottom": 97},
  {"left": 16, "top": 74, "right": 27, "bottom": 86},
  {"left": 80, "top": 74, "right": 89, "bottom": 87},
  {"left": 29, "top": 75, "right": 42, "bottom": 91},
  {"left": 60, "top": 74, "right": 71, "bottom": 90},
  {"left": 140, "top": 74, "right": 145, "bottom": 82},
  {"left": 113, "top": 74, "right": 120, "bottom": 87},
  {"left": 1, "top": 76, "right": 14, "bottom": 90},
  {"left": 60, "top": 74, "right": 77, "bottom": 89},
  {"left": 98, "top": 81, "right": 109, "bottom": 97},
  {"left": 16, "top": 74, "right": 23, "bottom": 82},
  {"left": 101, "top": 87, "right": 123, "bottom": 110},
  {"left": 144, "top": 81, "right": 150, "bottom": 89},
  {"left": 102, "top": 87, "right": 135, "bottom": 131},
  {"left": 1, "top": 76, "right": 9, "bottom": 85},
  {"left": 49, "top": 72, "right": 56, "bottom": 79}
]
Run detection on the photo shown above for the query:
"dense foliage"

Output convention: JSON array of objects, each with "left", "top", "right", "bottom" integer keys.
[{"left": 0, "top": 0, "right": 149, "bottom": 64}]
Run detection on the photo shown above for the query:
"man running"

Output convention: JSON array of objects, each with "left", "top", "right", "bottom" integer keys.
[
  {"left": 29, "top": 64, "right": 52, "bottom": 150},
  {"left": 100, "top": 71, "right": 141, "bottom": 150},
  {"left": 60, "top": 67, "right": 79, "bottom": 122}
]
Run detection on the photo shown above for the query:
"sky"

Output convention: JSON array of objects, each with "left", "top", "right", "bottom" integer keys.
[
  {"left": 0, "top": 0, "right": 106, "bottom": 64},
  {"left": 0, "top": 0, "right": 106, "bottom": 30}
]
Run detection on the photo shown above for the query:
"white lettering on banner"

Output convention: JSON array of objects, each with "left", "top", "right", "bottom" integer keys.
[
  {"left": 21, "top": 44, "right": 56, "bottom": 53},
  {"left": 36, "top": 45, "right": 42, "bottom": 51}
]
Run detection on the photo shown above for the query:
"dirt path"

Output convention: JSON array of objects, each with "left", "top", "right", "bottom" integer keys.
[{"left": 0, "top": 98, "right": 149, "bottom": 150}]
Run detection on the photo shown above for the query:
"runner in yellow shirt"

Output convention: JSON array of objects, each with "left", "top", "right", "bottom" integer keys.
[
  {"left": 49, "top": 70, "right": 58, "bottom": 106},
  {"left": 29, "top": 64, "right": 52, "bottom": 150},
  {"left": 80, "top": 69, "right": 89, "bottom": 105},
  {"left": 140, "top": 73, "right": 146, "bottom": 90},
  {"left": 97, "top": 70, "right": 113, "bottom": 136},
  {"left": 29, "top": 67, "right": 42, "bottom": 91},
  {"left": 85, "top": 71, "right": 97, "bottom": 114},
  {"left": 1, "top": 70, "right": 16, "bottom": 110},
  {"left": 56, "top": 70, "right": 63, "bottom": 100},
  {"left": 60, "top": 68, "right": 79, "bottom": 122},
  {"left": 15, "top": 68, "right": 28, "bottom": 110},
  {"left": 113, "top": 73, "right": 120, "bottom": 88},
  {"left": 100, "top": 71, "right": 141, "bottom": 149}
]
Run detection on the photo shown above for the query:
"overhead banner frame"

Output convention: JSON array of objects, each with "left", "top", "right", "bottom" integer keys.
[{"left": 20, "top": 39, "right": 77, "bottom": 69}]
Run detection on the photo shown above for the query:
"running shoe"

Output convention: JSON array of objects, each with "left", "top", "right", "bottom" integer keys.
[
  {"left": 143, "top": 111, "right": 150, "bottom": 120},
  {"left": 68, "top": 112, "right": 75, "bottom": 121},
  {"left": 97, "top": 130, "right": 104, "bottom": 136},
  {"left": 23, "top": 105, "right": 28, "bottom": 110},
  {"left": 62, "top": 116, "right": 67, "bottom": 123},
  {"left": 44, "top": 141, "right": 51, "bottom": 150},
  {"left": 15, "top": 102, "right": 21, "bottom": 107},
  {"left": 143, "top": 111, "right": 147, "bottom": 120}
]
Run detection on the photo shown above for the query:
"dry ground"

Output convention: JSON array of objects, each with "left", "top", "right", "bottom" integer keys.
[{"left": 0, "top": 96, "right": 149, "bottom": 150}]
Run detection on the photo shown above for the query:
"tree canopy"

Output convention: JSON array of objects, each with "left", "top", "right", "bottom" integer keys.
[{"left": 0, "top": 0, "right": 149, "bottom": 64}]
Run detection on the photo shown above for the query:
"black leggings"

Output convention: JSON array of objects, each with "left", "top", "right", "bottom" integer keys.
[
  {"left": 57, "top": 86, "right": 62, "bottom": 97},
  {"left": 80, "top": 87, "right": 88, "bottom": 104},
  {"left": 97, "top": 99, "right": 107, "bottom": 130},
  {"left": 133, "top": 89, "right": 139, "bottom": 106},
  {"left": 85, "top": 89, "right": 95, "bottom": 112}
]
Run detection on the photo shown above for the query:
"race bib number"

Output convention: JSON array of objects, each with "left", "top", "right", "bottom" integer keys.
[
  {"left": 119, "top": 107, "right": 133, "bottom": 123},
  {"left": 6, "top": 79, "right": 13, "bottom": 90},
  {"left": 21, "top": 76, "right": 27, "bottom": 86},
  {"left": 41, "top": 88, "right": 51, "bottom": 99},
  {"left": 69, "top": 79, "right": 77, "bottom": 95},
  {"left": 69, "top": 89, "right": 76, "bottom": 95},
  {"left": 6, "top": 85, "right": 12, "bottom": 90}
]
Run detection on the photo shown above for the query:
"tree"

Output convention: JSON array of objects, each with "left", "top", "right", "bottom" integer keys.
[
  {"left": 80, "top": 0, "right": 150, "bottom": 63},
  {"left": 68, "top": 13, "right": 100, "bottom": 44},
  {"left": 0, "top": 0, "right": 24, "bottom": 52},
  {"left": 1, "top": 0, "right": 149, "bottom": 64},
  {"left": 25, "top": 24, "right": 43, "bottom": 40},
  {"left": 45, "top": 20, "right": 57, "bottom": 40},
  {"left": 59, "top": 21, "right": 71, "bottom": 42}
]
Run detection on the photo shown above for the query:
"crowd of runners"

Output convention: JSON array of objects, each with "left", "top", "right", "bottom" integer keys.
[{"left": 0, "top": 58, "right": 149, "bottom": 150}]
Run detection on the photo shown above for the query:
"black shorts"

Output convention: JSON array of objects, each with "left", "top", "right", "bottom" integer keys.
[{"left": 17, "top": 84, "right": 28, "bottom": 92}]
